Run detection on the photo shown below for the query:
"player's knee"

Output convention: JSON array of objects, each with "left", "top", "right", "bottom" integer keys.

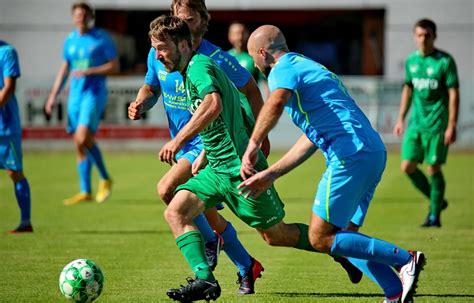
[
  {"left": 427, "top": 165, "right": 441, "bottom": 175},
  {"left": 163, "top": 205, "right": 181, "bottom": 226},
  {"left": 157, "top": 179, "right": 174, "bottom": 204},
  {"left": 308, "top": 232, "right": 331, "bottom": 253},
  {"left": 6, "top": 170, "right": 24, "bottom": 183}
]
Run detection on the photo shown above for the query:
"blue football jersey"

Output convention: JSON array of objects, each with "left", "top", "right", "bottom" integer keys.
[
  {"left": 0, "top": 40, "right": 21, "bottom": 136},
  {"left": 268, "top": 52, "right": 385, "bottom": 160},
  {"left": 63, "top": 28, "right": 117, "bottom": 108}
]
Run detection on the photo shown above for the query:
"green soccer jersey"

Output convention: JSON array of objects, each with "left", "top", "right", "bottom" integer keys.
[
  {"left": 184, "top": 52, "right": 266, "bottom": 175},
  {"left": 405, "top": 49, "right": 459, "bottom": 132}
]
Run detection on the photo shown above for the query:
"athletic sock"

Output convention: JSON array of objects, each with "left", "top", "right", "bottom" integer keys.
[
  {"left": 87, "top": 144, "right": 109, "bottom": 180},
  {"left": 14, "top": 178, "right": 31, "bottom": 225},
  {"left": 295, "top": 223, "right": 318, "bottom": 252},
  {"left": 78, "top": 157, "right": 92, "bottom": 193},
  {"left": 193, "top": 213, "right": 217, "bottom": 243},
  {"left": 407, "top": 168, "right": 430, "bottom": 198},
  {"left": 176, "top": 231, "right": 215, "bottom": 282},
  {"left": 430, "top": 171, "right": 446, "bottom": 217},
  {"left": 331, "top": 230, "right": 411, "bottom": 267},
  {"left": 348, "top": 258, "right": 402, "bottom": 298},
  {"left": 220, "top": 222, "right": 252, "bottom": 276}
]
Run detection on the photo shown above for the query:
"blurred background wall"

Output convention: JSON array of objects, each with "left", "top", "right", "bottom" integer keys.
[{"left": 0, "top": 0, "right": 472, "bottom": 149}]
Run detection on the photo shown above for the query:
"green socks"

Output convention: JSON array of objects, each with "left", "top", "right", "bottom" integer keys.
[
  {"left": 295, "top": 223, "right": 318, "bottom": 252},
  {"left": 407, "top": 168, "right": 430, "bottom": 198},
  {"left": 176, "top": 231, "right": 215, "bottom": 282},
  {"left": 408, "top": 168, "right": 446, "bottom": 217},
  {"left": 430, "top": 171, "right": 446, "bottom": 217}
]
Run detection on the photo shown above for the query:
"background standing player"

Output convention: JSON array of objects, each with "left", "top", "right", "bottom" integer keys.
[
  {"left": 0, "top": 40, "right": 33, "bottom": 234},
  {"left": 393, "top": 18, "right": 459, "bottom": 227},
  {"left": 45, "top": 1, "right": 118, "bottom": 205}
]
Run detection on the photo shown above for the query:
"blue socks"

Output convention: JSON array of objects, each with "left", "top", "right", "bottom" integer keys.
[
  {"left": 331, "top": 230, "right": 411, "bottom": 267},
  {"left": 14, "top": 178, "right": 31, "bottom": 225},
  {"left": 87, "top": 144, "right": 109, "bottom": 180},
  {"left": 78, "top": 157, "right": 92, "bottom": 193},
  {"left": 348, "top": 258, "right": 402, "bottom": 298},
  {"left": 221, "top": 222, "right": 252, "bottom": 276},
  {"left": 193, "top": 213, "right": 217, "bottom": 242}
]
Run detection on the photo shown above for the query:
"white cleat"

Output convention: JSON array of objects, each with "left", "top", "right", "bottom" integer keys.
[{"left": 399, "top": 251, "right": 426, "bottom": 303}]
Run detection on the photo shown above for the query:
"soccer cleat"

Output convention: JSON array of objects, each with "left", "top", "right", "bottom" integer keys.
[
  {"left": 63, "top": 192, "right": 93, "bottom": 205},
  {"left": 382, "top": 293, "right": 402, "bottom": 303},
  {"left": 96, "top": 179, "right": 112, "bottom": 203},
  {"left": 421, "top": 200, "right": 448, "bottom": 228},
  {"left": 237, "top": 257, "right": 264, "bottom": 295},
  {"left": 167, "top": 277, "right": 221, "bottom": 302},
  {"left": 333, "top": 256, "right": 363, "bottom": 284},
  {"left": 205, "top": 232, "right": 224, "bottom": 271},
  {"left": 399, "top": 251, "right": 426, "bottom": 303},
  {"left": 8, "top": 224, "right": 33, "bottom": 234},
  {"left": 420, "top": 215, "right": 441, "bottom": 227}
]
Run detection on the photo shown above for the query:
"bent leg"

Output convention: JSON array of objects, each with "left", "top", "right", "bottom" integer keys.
[{"left": 164, "top": 189, "right": 215, "bottom": 282}]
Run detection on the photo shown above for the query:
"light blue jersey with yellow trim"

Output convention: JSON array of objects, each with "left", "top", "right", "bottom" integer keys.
[
  {"left": 63, "top": 28, "right": 117, "bottom": 109},
  {"left": 268, "top": 52, "right": 385, "bottom": 160}
]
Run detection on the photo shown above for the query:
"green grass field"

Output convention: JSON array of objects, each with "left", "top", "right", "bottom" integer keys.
[{"left": 1, "top": 151, "right": 473, "bottom": 302}]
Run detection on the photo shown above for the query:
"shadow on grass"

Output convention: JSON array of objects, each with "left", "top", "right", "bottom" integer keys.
[{"left": 271, "top": 292, "right": 474, "bottom": 299}]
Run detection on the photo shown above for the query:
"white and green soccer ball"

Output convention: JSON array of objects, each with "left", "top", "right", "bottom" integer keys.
[{"left": 59, "top": 259, "right": 104, "bottom": 302}]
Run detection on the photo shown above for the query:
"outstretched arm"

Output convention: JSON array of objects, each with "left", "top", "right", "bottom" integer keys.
[
  {"left": 159, "top": 92, "right": 222, "bottom": 165},
  {"left": 238, "top": 134, "right": 318, "bottom": 198},
  {"left": 240, "top": 88, "right": 292, "bottom": 179}
]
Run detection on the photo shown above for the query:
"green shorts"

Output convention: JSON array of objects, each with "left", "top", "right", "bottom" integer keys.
[
  {"left": 176, "top": 166, "right": 285, "bottom": 230},
  {"left": 401, "top": 128, "right": 449, "bottom": 165}
]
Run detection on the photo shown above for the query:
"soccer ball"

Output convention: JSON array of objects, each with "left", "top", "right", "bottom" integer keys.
[{"left": 59, "top": 259, "right": 104, "bottom": 302}]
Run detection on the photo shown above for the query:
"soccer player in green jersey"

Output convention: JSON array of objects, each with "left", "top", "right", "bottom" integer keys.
[
  {"left": 393, "top": 18, "right": 460, "bottom": 227},
  {"left": 228, "top": 22, "right": 260, "bottom": 80},
  {"left": 150, "top": 15, "right": 360, "bottom": 302}
]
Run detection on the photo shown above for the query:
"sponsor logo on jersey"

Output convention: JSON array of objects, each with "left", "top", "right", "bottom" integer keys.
[
  {"left": 412, "top": 77, "right": 439, "bottom": 90},
  {"left": 158, "top": 70, "right": 167, "bottom": 81}
]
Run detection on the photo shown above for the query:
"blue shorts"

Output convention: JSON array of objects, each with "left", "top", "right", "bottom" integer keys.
[
  {"left": 0, "top": 135, "right": 23, "bottom": 171},
  {"left": 176, "top": 142, "right": 202, "bottom": 164},
  {"left": 67, "top": 91, "right": 107, "bottom": 134},
  {"left": 312, "top": 150, "right": 386, "bottom": 228}
]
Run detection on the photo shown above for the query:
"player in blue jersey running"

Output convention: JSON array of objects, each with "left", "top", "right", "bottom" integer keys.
[
  {"left": 0, "top": 41, "right": 33, "bottom": 234},
  {"left": 45, "top": 2, "right": 118, "bottom": 205},
  {"left": 239, "top": 25, "right": 426, "bottom": 303},
  {"left": 127, "top": 1, "right": 269, "bottom": 294}
]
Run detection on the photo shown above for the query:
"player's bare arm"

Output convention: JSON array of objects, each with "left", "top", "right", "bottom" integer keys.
[
  {"left": 393, "top": 84, "right": 413, "bottom": 136},
  {"left": 445, "top": 87, "right": 460, "bottom": 145},
  {"left": 72, "top": 58, "right": 119, "bottom": 78},
  {"left": 0, "top": 77, "right": 16, "bottom": 108},
  {"left": 46, "top": 61, "right": 70, "bottom": 115},
  {"left": 128, "top": 84, "right": 160, "bottom": 120},
  {"left": 159, "top": 91, "right": 222, "bottom": 165},
  {"left": 238, "top": 134, "right": 317, "bottom": 198},
  {"left": 238, "top": 75, "right": 271, "bottom": 157},
  {"left": 240, "top": 88, "right": 291, "bottom": 179}
]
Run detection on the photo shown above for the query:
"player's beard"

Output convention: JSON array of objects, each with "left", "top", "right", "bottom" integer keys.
[{"left": 161, "top": 47, "right": 182, "bottom": 73}]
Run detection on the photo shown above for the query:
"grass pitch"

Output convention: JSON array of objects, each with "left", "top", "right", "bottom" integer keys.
[{"left": 1, "top": 151, "right": 473, "bottom": 302}]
